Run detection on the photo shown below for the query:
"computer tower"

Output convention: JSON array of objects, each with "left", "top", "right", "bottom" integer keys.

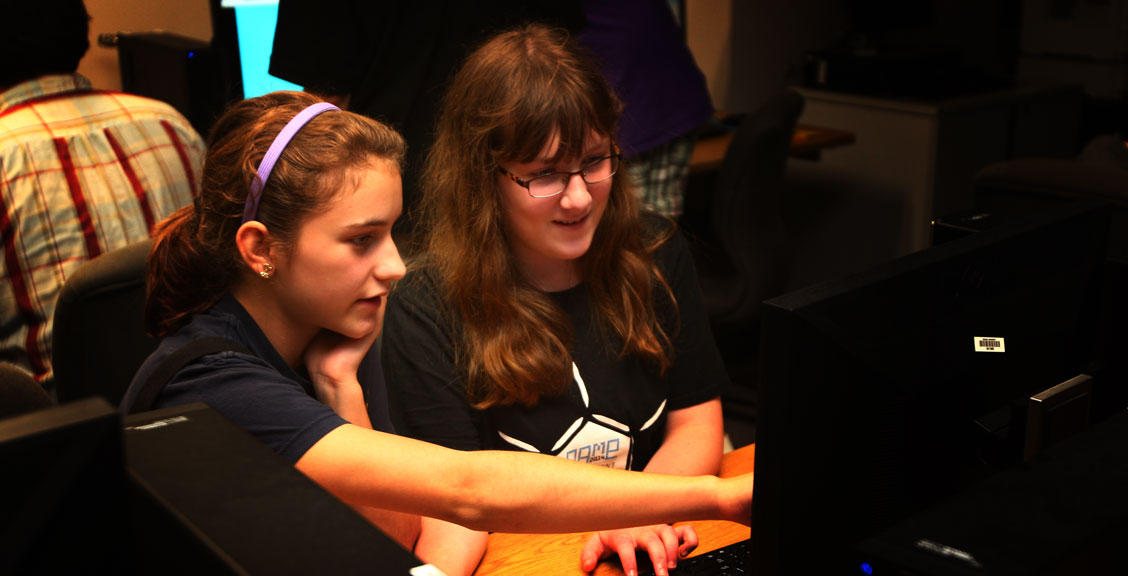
[{"left": 117, "top": 32, "right": 228, "bottom": 137}]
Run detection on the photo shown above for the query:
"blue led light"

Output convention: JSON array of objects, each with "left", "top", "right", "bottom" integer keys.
[
  {"left": 187, "top": 52, "right": 195, "bottom": 59},
  {"left": 860, "top": 562, "right": 873, "bottom": 575}
]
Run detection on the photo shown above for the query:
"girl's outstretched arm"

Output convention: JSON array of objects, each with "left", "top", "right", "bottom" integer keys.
[{"left": 295, "top": 423, "right": 753, "bottom": 534}]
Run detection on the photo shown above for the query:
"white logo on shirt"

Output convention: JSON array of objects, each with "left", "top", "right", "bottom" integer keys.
[{"left": 496, "top": 362, "right": 666, "bottom": 469}]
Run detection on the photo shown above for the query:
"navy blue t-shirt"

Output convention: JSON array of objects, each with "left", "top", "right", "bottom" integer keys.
[{"left": 121, "top": 294, "right": 394, "bottom": 463}]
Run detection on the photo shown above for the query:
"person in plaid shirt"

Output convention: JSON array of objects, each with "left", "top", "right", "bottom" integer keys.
[{"left": 1, "top": 0, "right": 205, "bottom": 390}]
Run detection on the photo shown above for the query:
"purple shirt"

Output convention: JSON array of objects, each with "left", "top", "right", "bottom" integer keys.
[{"left": 579, "top": 0, "right": 714, "bottom": 157}]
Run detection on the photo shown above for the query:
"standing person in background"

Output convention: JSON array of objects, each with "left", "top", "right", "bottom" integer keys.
[
  {"left": 579, "top": 0, "right": 714, "bottom": 219},
  {"left": 0, "top": 0, "right": 205, "bottom": 390},
  {"left": 118, "top": 90, "right": 753, "bottom": 576},
  {"left": 268, "top": 0, "right": 582, "bottom": 249},
  {"left": 382, "top": 24, "right": 728, "bottom": 576}
]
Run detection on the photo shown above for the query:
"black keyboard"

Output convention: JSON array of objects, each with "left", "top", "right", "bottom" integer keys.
[{"left": 639, "top": 538, "right": 749, "bottom": 576}]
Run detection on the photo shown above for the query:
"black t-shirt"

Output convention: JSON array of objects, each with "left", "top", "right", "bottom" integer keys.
[{"left": 382, "top": 225, "right": 727, "bottom": 470}]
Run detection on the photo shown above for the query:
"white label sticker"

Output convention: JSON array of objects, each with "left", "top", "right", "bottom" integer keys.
[
  {"left": 973, "top": 337, "right": 1005, "bottom": 353},
  {"left": 124, "top": 415, "right": 190, "bottom": 431}
]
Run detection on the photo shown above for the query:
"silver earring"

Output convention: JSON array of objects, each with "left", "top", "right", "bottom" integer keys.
[{"left": 260, "top": 263, "right": 274, "bottom": 279}]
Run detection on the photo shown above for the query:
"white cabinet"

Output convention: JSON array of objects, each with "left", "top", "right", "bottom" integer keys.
[{"left": 789, "top": 84, "right": 1082, "bottom": 255}]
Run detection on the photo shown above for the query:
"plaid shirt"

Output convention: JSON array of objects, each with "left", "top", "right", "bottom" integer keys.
[{"left": 1, "top": 74, "right": 205, "bottom": 386}]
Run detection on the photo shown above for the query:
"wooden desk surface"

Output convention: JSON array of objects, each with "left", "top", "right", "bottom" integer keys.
[
  {"left": 688, "top": 124, "right": 856, "bottom": 174},
  {"left": 475, "top": 444, "right": 755, "bottom": 576}
]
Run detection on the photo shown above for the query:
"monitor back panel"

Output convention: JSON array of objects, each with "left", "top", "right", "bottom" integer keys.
[
  {"left": 0, "top": 398, "right": 128, "bottom": 574},
  {"left": 124, "top": 403, "right": 424, "bottom": 575}
]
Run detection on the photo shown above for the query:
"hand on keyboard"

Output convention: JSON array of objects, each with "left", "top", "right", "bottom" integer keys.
[
  {"left": 582, "top": 524, "right": 699, "bottom": 576},
  {"left": 637, "top": 539, "right": 750, "bottom": 576}
]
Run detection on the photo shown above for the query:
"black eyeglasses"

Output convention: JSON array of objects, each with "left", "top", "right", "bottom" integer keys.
[{"left": 499, "top": 144, "right": 622, "bottom": 198}]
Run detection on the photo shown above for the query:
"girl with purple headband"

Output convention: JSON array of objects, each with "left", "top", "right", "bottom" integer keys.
[{"left": 119, "top": 91, "right": 753, "bottom": 575}]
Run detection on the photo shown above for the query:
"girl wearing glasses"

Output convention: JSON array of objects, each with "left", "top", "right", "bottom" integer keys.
[
  {"left": 120, "top": 90, "right": 752, "bottom": 576},
  {"left": 382, "top": 24, "right": 729, "bottom": 576}
]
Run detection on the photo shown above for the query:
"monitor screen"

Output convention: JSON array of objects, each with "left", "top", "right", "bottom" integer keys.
[
  {"left": 750, "top": 201, "right": 1112, "bottom": 575},
  {"left": 212, "top": 0, "right": 302, "bottom": 100}
]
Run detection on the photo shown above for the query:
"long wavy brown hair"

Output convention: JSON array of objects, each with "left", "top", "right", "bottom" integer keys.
[
  {"left": 145, "top": 91, "right": 405, "bottom": 337},
  {"left": 418, "top": 24, "right": 676, "bottom": 409}
]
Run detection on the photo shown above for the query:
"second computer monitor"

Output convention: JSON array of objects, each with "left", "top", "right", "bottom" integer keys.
[{"left": 751, "top": 201, "right": 1111, "bottom": 574}]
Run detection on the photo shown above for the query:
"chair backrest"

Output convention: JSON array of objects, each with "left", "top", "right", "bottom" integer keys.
[
  {"left": 974, "top": 157, "right": 1128, "bottom": 264},
  {"left": 709, "top": 90, "right": 805, "bottom": 328},
  {"left": 52, "top": 239, "right": 156, "bottom": 406},
  {"left": 0, "top": 362, "right": 51, "bottom": 419}
]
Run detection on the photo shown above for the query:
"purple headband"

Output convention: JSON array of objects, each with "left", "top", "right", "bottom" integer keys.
[{"left": 241, "top": 102, "right": 340, "bottom": 224}]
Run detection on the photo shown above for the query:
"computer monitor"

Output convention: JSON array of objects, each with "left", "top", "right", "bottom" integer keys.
[
  {"left": 750, "top": 201, "right": 1112, "bottom": 574},
  {"left": 0, "top": 398, "right": 129, "bottom": 574},
  {"left": 209, "top": 0, "right": 302, "bottom": 101},
  {"left": 124, "top": 402, "right": 426, "bottom": 575}
]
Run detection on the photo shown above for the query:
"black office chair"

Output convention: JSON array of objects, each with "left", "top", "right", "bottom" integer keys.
[
  {"left": 0, "top": 362, "right": 52, "bottom": 419},
  {"left": 973, "top": 157, "right": 1128, "bottom": 263},
  {"left": 698, "top": 90, "right": 804, "bottom": 333},
  {"left": 694, "top": 90, "right": 805, "bottom": 435},
  {"left": 52, "top": 238, "right": 157, "bottom": 406}
]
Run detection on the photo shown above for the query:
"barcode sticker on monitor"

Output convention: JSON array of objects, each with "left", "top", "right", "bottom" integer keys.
[{"left": 974, "top": 337, "right": 1005, "bottom": 352}]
